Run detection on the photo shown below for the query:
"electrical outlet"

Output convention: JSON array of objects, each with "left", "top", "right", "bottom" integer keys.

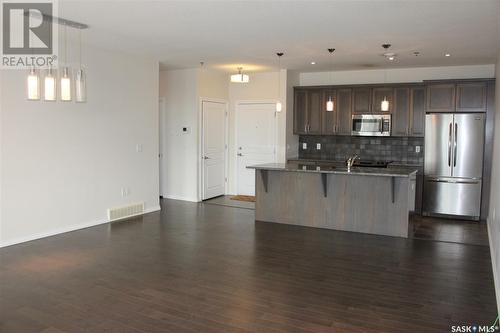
[
  {"left": 302, "top": 142, "right": 307, "bottom": 150},
  {"left": 136, "top": 144, "right": 143, "bottom": 153},
  {"left": 121, "top": 187, "right": 130, "bottom": 197},
  {"left": 316, "top": 143, "right": 321, "bottom": 150},
  {"left": 415, "top": 146, "right": 421, "bottom": 153}
]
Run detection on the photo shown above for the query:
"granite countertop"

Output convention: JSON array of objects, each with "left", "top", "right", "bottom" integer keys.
[{"left": 247, "top": 163, "right": 418, "bottom": 178}]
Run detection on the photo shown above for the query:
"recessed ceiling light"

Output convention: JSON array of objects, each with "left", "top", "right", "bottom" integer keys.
[
  {"left": 310, "top": 61, "right": 316, "bottom": 65},
  {"left": 445, "top": 53, "right": 451, "bottom": 57}
]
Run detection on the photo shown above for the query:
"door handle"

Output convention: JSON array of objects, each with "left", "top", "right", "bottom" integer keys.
[
  {"left": 454, "top": 123, "right": 458, "bottom": 167},
  {"left": 203, "top": 156, "right": 210, "bottom": 160},
  {"left": 237, "top": 153, "right": 243, "bottom": 157},
  {"left": 448, "top": 123, "right": 452, "bottom": 167}
]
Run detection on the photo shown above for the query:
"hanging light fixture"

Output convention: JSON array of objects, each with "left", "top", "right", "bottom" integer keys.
[
  {"left": 275, "top": 52, "right": 283, "bottom": 112},
  {"left": 27, "top": 67, "right": 40, "bottom": 100},
  {"left": 326, "top": 48, "right": 335, "bottom": 112},
  {"left": 60, "top": 25, "right": 72, "bottom": 101},
  {"left": 44, "top": 66, "right": 57, "bottom": 101},
  {"left": 75, "top": 29, "right": 86, "bottom": 102},
  {"left": 230, "top": 67, "right": 249, "bottom": 83},
  {"left": 381, "top": 44, "right": 391, "bottom": 112}
]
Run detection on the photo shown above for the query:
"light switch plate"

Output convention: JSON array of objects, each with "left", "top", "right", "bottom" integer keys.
[
  {"left": 415, "top": 146, "right": 421, "bottom": 153},
  {"left": 302, "top": 142, "right": 307, "bottom": 150},
  {"left": 316, "top": 143, "right": 321, "bottom": 150}
]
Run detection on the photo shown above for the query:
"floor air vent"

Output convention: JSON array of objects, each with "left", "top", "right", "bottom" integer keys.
[{"left": 107, "top": 202, "right": 145, "bottom": 222}]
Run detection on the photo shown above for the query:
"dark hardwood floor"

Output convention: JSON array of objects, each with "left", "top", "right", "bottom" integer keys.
[{"left": 0, "top": 199, "right": 497, "bottom": 332}]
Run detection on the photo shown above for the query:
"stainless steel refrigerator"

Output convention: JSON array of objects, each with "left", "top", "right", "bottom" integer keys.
[{"left": 423, "top": 113, "right": 485, "bottom": 220}]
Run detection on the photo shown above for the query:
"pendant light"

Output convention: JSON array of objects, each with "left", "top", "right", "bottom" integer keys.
[
  {"left": 26, "top": 26, "right": 40, "bottom": 100},
  {"left": 75, "top": 29, "right": 86, "bottom": 102},
  {"left": 230, "top": 67, "right": 249, "bottom": 83},
  {"left": 43, "top": 66, "right": 57, "bottom": 101},
  {"left": 381, "top": 44, "right": 391, "bottom": 112},
  {"left": 27, "top": 67, "right": 40, "bottom": 100},
  {"left": 326, "top": 48, "right": 335, "bottom": 112},
  {"left": 60, "top": 25, "right": 72, "bottom": 101},
  {"left": 275, "top": 52, "right": 283, "bottom": 112}
]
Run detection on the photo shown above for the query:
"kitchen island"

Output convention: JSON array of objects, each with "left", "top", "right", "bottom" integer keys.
[{"left": 248, "top": 163, "right": 418, "bottom": 238}]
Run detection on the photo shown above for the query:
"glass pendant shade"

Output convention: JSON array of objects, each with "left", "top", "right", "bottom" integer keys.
[
  {"left": 44, "top": 67, "right": 57, "bottom": 101},
  {"left": 276, "top": 101, "right": 282, "bottom": 112},
  {"left": 27, "top": 68, "right": 40, "bottom": 100},
  {"left": 60, "top": 67, "right": 72, "bottom": 101},
  {"left": 381, "top": 97, "right": 389, "bottom": 112},
  {"left": 326, "top": 98, "right": 334, "bottom": 112},
  {"left": 75, "top": 69, "right": 86, "bottom": 102}
]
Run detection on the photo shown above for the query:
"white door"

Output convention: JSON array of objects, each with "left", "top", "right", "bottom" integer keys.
[
  {"left": 202, "top": 101, "right": 227, "bottom": 200},
  {"left": 236, "top": 103, "right": 277, "bottom": 196}
]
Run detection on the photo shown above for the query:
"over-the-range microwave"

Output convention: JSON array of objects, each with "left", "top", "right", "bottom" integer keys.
[{"left": 351, "top": 114, "right": 391, "bottom": 136}]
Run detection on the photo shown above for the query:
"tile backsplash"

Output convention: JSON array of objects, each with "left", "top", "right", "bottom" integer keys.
[{"left": 299, "top": 135, "right": 424, "bottom": 165}]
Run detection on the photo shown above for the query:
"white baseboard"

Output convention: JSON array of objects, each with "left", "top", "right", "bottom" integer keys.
[
  {"left": 0, "top": 205, "right": 161, "bottom": 249},
  {"left": 487, "top": 218, "right": 500, "bottom": 315},
  {"left": 163, "top": 194, "right": 200, "bottom": 202}
]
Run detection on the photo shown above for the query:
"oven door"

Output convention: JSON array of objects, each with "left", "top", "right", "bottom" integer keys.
[{"left": 351, "top": 115, "right": 390, "bottom": 136}]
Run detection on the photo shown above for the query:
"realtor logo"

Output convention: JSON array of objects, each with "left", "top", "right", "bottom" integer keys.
[
  {"left": 1, "top": 0, "right": 58, "bottom": 68},
  {"left": 3, "top": 2, "right": 52, "bottom": 54}
]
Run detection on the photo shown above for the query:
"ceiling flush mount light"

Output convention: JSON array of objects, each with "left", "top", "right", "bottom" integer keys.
[
  {"left": 310, "top": 61, "right": 316, "bottom": 65},
  {"left": 382, "top": 43, "right": 396, "bottom": 61},
  {"left": 44, "top": 66, "right": 57, "bottom": 101},
  {"left": 230, "top": 67, "right": 249, "bottom": 83},
  {"left": 445, "top": 53, "right": 451, "bottom": 57},
  {"left": 27, "top": 67, "right": 40, "bottom": 100},
  {"left": 326, "top": 48, "right": 335, "bottom": 112},
  {"left": 275, "top": 52, "right": 284, "bottom": 112}
]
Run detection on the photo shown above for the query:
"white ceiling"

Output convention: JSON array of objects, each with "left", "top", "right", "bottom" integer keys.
[{"left": 63, "top": 0, "right": 500, "bottom": 73}]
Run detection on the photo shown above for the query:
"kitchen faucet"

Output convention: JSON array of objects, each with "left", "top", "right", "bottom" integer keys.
[{"left": 346, "top": 154, "right": 359, "bottom": 172}]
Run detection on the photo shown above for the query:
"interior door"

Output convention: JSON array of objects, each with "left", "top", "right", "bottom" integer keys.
[
  {"left": 424, "top": 114, "right": 454, "bottom": 177},
  {"left": 452, "top": 113, "right": 485, "bottom": 178},
  {"left": 236, "top": 103, "right": 276, "bottom": 196},
  {"left": 202, "top": 101, "right": 226, "bottom": 200}
]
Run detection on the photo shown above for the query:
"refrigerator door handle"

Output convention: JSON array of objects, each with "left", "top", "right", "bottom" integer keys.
[
  {"left": 427, "top": 178, "right": 480, "bottom": 185},
  {"left": 454, "top": 123, "right": 458, "bottom": 167},
  {"left": 448, "top": 122, "right": 452, "bottom": 167}
]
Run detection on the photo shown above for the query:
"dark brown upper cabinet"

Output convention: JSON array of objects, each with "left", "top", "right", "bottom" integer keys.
[
  {"left": 336, "top": 89, "right": 353, "bottom": 135},
  {"left": 352, "top": 87, "right": 372, "bottom": 114},
  {"left": 456, "top": 82, "right": 487, "bottom": 112},
  {"left": 293, "top": 88, "right": 322, "bottom": 135},
  {"left": 307, "top": 89, "right": 323, "bottom": 134},
  {"left": 392, "top": 87, "right": 410, "bottom": 137},
  {"left": 372, "top": 87, "right": 394, "bottom": 113},
  {"left": 426, "top": 84, "right": 455, "bottom": 112},
  {"left": 410, "top": 87, "right": 425, "bottom": 137},
  {"left": 321, "top": 89, "right": 337, "bottom": 135},
  {"left": 294, "top": 89, "right": 308, "bottom": 134}
]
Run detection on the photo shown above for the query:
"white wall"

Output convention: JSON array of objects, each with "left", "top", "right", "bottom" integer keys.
[
  {"left": 159, "top": 68, "right": 228, "bottom": 202},
  {"left": 488, "top": 54, "right": 500, "bottom": 313},
  {"left": 299, "top": 64, "right": 495, "bottom": 86},
  {"left": 227, "top": 70, "right": 287, "bottom": 194},
  {"left": 0, "top": 46, "right": 160, "bottom": 247},
  {"left": 159, "top": 69, "right": 199, "bottom": 202}
]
